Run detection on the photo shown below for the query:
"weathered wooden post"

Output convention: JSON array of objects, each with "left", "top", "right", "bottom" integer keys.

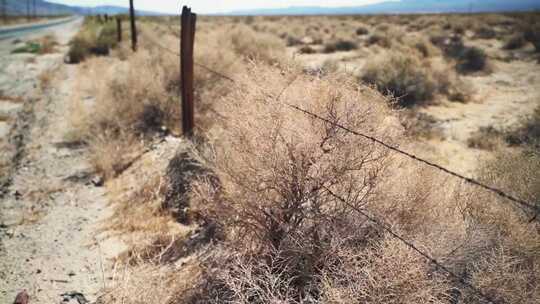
[
  {"left": 129, "top": 0, "right": 137, "bottom": 51},
  {"left": 180, "top": 5, "right": 196, "bottom": 136},
  {"left": 1, "top": 0, "right": 7, "bottom": 24},
  {"left": 26, "top": 0, "right": 30, "bottom": 21},
  {"left": 116, "top": 17, "right": 122, "bottom": 42}
]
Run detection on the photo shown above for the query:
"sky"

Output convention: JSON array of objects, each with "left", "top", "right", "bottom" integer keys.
[{"left": 47, "top": 0, "right": 393, "bottom": 14}]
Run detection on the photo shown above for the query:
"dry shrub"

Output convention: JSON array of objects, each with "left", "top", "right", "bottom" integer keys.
[
  {"left": 524, "top": 23, "right": 540, "bottom": 52},
  {"left": 320, "top": 237, "right": 450, "bottom": 304},
  {"left": 323, "top": 39, "right": 357, "bottom": 53},
  {"left": 175, "top": 64, "right": 455, "bottom": 303},
  {"left": 505, "top": 105, "right": 540, "bottom": 148},
  {"left": 456, "top": 47, "right": 489, "bottom": 74},
  {"left": 355, "top": 26, "right": 369, "bottom": 36},
  {"left": 474, "top": 27, "right": 497, "bottom": 40},
  {"left": 230, "top": 25, "right": 286, "bottom": 65},
  {"left": 406, "top": 36, "right": 439, "bottom": 58},
  {"left": 366, "top": 32, "right": 391, "bottom": 48},
  {"left": 361, "top": 51, "right": 439, "bottom": 107},
  {"left": 73, "top": 47, "right": 180, "bottom": 178},
  {"left": 67, "top": 18, "right": 118, "bottom": 64},
  {"left": 467, "top": 126, "right": 503, "bottom": 150},
  {"left": 298, "top": 45, "right": 316, "bottom": 54},
  {"left": 503, "top": 34, "right": 527, "bottom": 50},
  {"left": 460, "top": 149, "right": 540, "bottom": 303}
]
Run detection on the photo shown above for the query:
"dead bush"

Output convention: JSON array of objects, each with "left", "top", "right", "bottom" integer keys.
[
  {"left": 355, "top": 26, "right": 369, "bottom": 35},
  {"left": 298, "top": 45, "right": 316, "bottom": 54},
  {"left": 456, "top": 46, "right": 489, "bottom": 74},
  {"left": 524, "top": 23, "right": 540, "bottom": 52},
  {"left": 474, "top": 27, "right": 497, "bottom": 40},
  {"left": 323, "top": 39, "right": 357, "bottom": 53},
  {"left": 320, "top": 237, "right": 450, "bottom": 304},
  {"left": 505, "top": 105, "right": 540, "bottom": 148},
  {"left": 230, "top": 25, "right": 286, "bottom": 65},
  {"left": 503, "top": 34, "right": 527, "bottom": 50},
  {"left": 361, "top": 51, "right": 438, "bottom": 107},
  {"left": 467, "top": 126, "right": 503, "bottom": 150},
  {"left": 185, "top": 64, "right": 403, "bottom": 302},
  {"left": 366, "top": 33, "right": 391, "bottom": 48}
]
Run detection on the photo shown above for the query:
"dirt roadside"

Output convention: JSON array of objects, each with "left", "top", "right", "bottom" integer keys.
[{"left": 0, "top": 20, "right": 124, "bottom": 303}]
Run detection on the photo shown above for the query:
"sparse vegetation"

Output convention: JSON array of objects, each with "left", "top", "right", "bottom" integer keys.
[
  {"left": 323, "top": 39, "right": 357, "bottom": 53},
  {"left": 355, "top": 26, "right": 369, "bottom": 35},
  {"left": 54, "top": 12, "right": 540, "bottom": 304},
  {"left": 504, "top": 34, "right": 527, "bottom": 50},
  {"left": 467, "top": 126, "right": 502, "bottom": 150},
  {"left": 456, "top": 46, "right": 489, "bottom": 73},
  {"left": 523, "top": 23, "right": 540, "bottom": 52},
  {"left": 361, "top": 52, "right": 440, "bottom": 107},
  {"left": 67, "top": 18, "right": 119, "bottom": 64},
  {"left": 11, "top": 35, "right": 58, "bottom": 54}
]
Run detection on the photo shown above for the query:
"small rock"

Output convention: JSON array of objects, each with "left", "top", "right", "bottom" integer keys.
[
  {"left": 91, "top": 175, "right": 104, "bottom": 187},
  {"left": 13, "top": 290, "right": 29, "bottom": 304}
]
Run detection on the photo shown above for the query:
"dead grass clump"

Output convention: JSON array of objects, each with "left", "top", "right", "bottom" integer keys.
[
  {"left": 162, "top": 151, "right": 219, "bottom": 224},
  {"left": 430, "top": 34, "right": 490, "bottom": 74},
  {"left": 298, "top": 45, "right": 316, "bottom": 54},
  {"left": 467, "top": 126, "right": 503, "bottom": 150},
  {"left": 524, "top": 23, "right": 540, "bottom": 52},
  {"left": 503, "top": 34, "right": 527, "bottom": 50},
  {"left": 456, "top": 46, "right": 489, "bottom": 74},
  {"left": 366, "top": 32, "right": 391, "bottom": 48},
  {"left": 401, "top": 111, "right": 444, "bottom": 140},
  {"left": 230, "top": 25, "right": 286, "bottom": 65},
  {"left": 474, "top": 27, "right": 497, "bottom": 40},
  {"left": 11, "top": 35, "right": 58, "bottom": 55},
  {"left": 67, "top": 19, "right": 118, "bottom": 64},
  {"left": 323, "top": 39, "right": 357, "bottom": 53},
  {"left": 320, "top": 237, "right": 450, "bottom": 304},
  {"left": 361, "top": 51, "right": 438, "bottom": 107},
  {"left": 74, "top": 50, "right": 180, "bottom": 178},
  {"left": 407, "top": 36, "right": 439, "bottom": 58},
  {"left": 355, "top": 26, "right": 369, "bottom": 36},
  {"left": 505, "top": 105, "right": 540, "bottom": 148}
]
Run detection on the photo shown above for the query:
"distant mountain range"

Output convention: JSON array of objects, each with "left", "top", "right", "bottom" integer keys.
[
  {"left": 227, "top": 0, "right": 540, "bottom": 15},
  {"left": 3, "top": 0, "right": 162, "bottom": 16},
  {"left": 3, "top": 0, "right": 540, "bottom": 17}
]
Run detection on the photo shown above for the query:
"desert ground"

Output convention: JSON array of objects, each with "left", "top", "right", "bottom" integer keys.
[{"left": 1, "top": 12, "right": 539, "bottom": 304}]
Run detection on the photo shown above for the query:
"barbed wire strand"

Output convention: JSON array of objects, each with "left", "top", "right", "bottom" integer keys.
[{"left": 322, "top": 186, "right": 500, "bottom": 304}]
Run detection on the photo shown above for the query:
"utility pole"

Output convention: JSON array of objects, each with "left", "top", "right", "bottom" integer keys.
[
  {"left": 129, "top": 0, "right": 137, "bottom": 51},
  {"left": 26, "top": 0, "right": 30, "bottom": 21},
  {"left": 33, "top": 0, "right": 36, "bottom": 19}
]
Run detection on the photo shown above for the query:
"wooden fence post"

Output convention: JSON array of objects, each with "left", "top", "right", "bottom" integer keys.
[
  {"left": 116, "top": 17, "right": 122, "bottom": 42},
  {"left": 1, "top": 0, "right": 6, "bottom": 24},
  {"left": 180, "top": 5, "right": 197, "bottom": 136},
  {"left": 26, "top": 0, "right": 30, "bottom": 21},
  {"left": 129, "top": 0, "right": 137, "bottom": 51}
]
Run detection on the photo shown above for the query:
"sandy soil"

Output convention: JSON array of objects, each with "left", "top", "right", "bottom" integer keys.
[{"left": 0, "top": 19, "right": 124, "bottom": 303}]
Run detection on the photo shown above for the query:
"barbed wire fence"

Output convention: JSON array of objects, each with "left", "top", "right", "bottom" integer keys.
[{"left": 132, "top": 7, "right": 540, "bottom": 304}]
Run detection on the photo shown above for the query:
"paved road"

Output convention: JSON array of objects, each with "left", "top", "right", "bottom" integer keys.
[{"left": 0, "top": 16, "right": 80, "bottom": 41}]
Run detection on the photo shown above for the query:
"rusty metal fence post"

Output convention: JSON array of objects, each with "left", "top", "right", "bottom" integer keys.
[
  {"left": 116, "top": 17, "right": 122, "bottom": 42},
  {"left": 180, "top": 6, "right": 196, "bottom": 136},
  {"left": 129, "top": 0, "right": 137, "bottom": 51}
]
